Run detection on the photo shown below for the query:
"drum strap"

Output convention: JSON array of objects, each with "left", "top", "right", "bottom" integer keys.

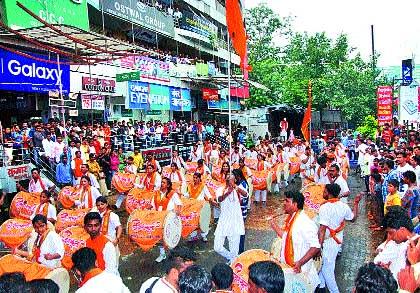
[
  {"left": 188, "top": 182, "right": 205, "bottom": 200},
  {"left": 283, "top": 210, "right": 300, "bottom": 267},
  {"left": 326, "top": 221, "right": 345, "bottom": 245},
  {"left": 80, "top": 187, "right": 93, "bottom": 209},
  {"left": 145, "top": 277, "right": 160, "bottom": 293},
  {"left": 31, "top": 230, "right": 50, "bottom": 263},
  {"left": 86, "top": 235, "right": 109, "bottom": 271},
  {"left": 35, "top": 203, "right": 49, "bottom": 218}
]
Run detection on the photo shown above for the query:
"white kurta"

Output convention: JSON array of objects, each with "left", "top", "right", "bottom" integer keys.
[
  {"left": 139, "top": 277, "right": 177, "bottom": 293},
  {"left": 27, "top": 231, "right": 64, "bottom": 269},
  {"left": 185, "top": 185, "right": 212, "bottom": 201},
  {"left": 101, "top": 211, "right": 121, "bottom": 242},
  {"left": 374, "top": 239, "right": 408, "bottom": 280},
  {"left": 30, "top": 203, "right": 57, "bottom": 221},
  {"left": 28, "top": 178, "right": 54, "bottom": 193},
  {"left": 214, "top": 187, "right": 245, "bottom": 237},
  {"left": 75, "top": 173, "right": 100, "bottom": 189},
  {"left": 151, "top": 192, "right": 182, "bottom": 212},
  {"left": 75, "top": 186, "right": 102, "bottom": 209},
  {"left": 280, "top": 211, "right": 321, "bottom": 289},
  {"left": 75, "top": 271, "right": 130, "bottom": 293}
]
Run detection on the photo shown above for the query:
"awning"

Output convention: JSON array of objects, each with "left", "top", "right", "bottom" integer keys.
[{"left": 180, "top": 75, "right": 269, "bottom": 91}]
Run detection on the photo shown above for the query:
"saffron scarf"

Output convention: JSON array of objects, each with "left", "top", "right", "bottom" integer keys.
[
  {"left": 257, "top": 161, "right": 265, "bottom": 171},
  {"left": 31, "top": 230, "right": 50, "bottom": 263},
  {"left": 101, "top": 210, "right": 111, "bottom": 236},
  {"left": 80, "top": 186, "right": 93, "bottom": 209},
  {"left": 321, "top": 198, "right": 345, "bottom": 244},
  {"left": 35, "top": 203, "right": 49, "bottom": 217},
  {"left": 283, "top": 211, "right": 300, "bottom": 267},
  {"left": 144, "top": 172, "right": 156, "bottom": 191},
  {"left": 154, "top": 190, "right": 176, "bottom": 211},
  {"left": 79, "top": 268, "right": 103, "bottom": 287},
  {"left": 188, "top": 182, "right": 205, "bottom": 200}
]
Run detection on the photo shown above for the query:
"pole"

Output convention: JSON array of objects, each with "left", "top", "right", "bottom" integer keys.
[
  {"left": 56, "top": 53, "right": 66, "bottom": 127},
  {"left": 227, "top": 34, "right": 232, "bottom": 170},
  {"left": 371, "top": 25, "right": 375, "bottom": 72},
  {"left": 308, "top": 80, "right": 312, "bottom": 146}
]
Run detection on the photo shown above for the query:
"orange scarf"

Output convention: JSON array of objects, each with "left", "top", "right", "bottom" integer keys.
[
  {"left": 86, "top": 235, "right": 109, "bottom": 271},
  {"left": 32, "top": 230, "right": 50, "bottom": 263},
  {"left": 241, "top": 166, "right": 249, "bottom": 179},
  {"left": 154, "top": 190, "right": 176, "bottom": 211},
  {"left": 171, "top": 171, "right": 182, "bottom": 182},
  {"left": 80, "top": 186, "right": 93, "bottom": 209},
  {"left": 321, "top": 198, "right": 345, "bottom": 244},
  {"left": 283, "top": 211, "right": 300, "bottom": 267},
  {"left": 101, "top": 210, "right": 111, "bottom": 236},
  {"left": 188, "top": 182, "right": 205, "bottom": 200},
  {"left": 79, "top": 268, "right": 103, "bottom": 287},
  {"left": 144, "top": 172, "right": 157, "bottom": 191},
  {"left": 257, "top": 161, "right": 265, "bottom": 171},
  {"left": 35, "top": 203, "right": 49, "bottom": 217}
]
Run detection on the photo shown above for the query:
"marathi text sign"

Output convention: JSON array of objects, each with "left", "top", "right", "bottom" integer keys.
[
  {"left": 7, "top": 165, "right": 30, "bottom": 181},
  {"left": 377, "top": 86, "right": 393, "bottom": 126},
  {"left": 116, "top": 71, "right": 140, "bottom": 82},
  {"left": 101, "top": 0, "right": 175, "bottom": 37},
  {"left": 202, "top": 88, "right": 219, "bottom": 101},
  {"left": 81, "top": 95, "right": 105, "bottom": 110},
  {"left": 169, "top": 87, "right": 191, "bottom": 111},
  {"left": 180, "top": 9, "right": 217, "bottom": 39},
  {"left": 119, "top": 56, "right": 170, "bottom": 82}
]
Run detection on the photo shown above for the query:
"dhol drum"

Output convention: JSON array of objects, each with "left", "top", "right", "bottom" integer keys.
[
  {"left": 231, "top": 249, "right": 312, "bottom": 293},
  {"left": 0, "top": 254, "right": 70, "bottom": 293},
  {"left": 0, "top": 219, "right": 33, "bottom": 249},
  {"left": 205, "top": 178, "right": 223, "bottom": 199},
  {"left": 111, "top": 172, "right": 137, "bottom": 193},
  {"left": 55, "top": 209, "right": 90, "bottom": 233},
  {"left": 184, "top": 162, "right": 198, "bottom": 175},
  {"left": 127, "top": 209, "right": 182, "bottom": 251},
  {"left": 59, "top": 226, "right": 90, "bottom": 270},
  {"left": 270, "top": 236, "right": 322, "bottom": 274},
  {"left": 289, "top": 157, "right": 301, "bottom": 175},
  {"left": 125, "top": 188, "right": 157, "bottom": 214},
  {"left": 252, "top": 170, "right": 272, "bottom": 191},
  {"left": 301, "top": 183, "right": 326, "bottom": 222},
  {"left": 58, "top": 186, "right": 80, "bottom": 209},
  {"left": 10, "top": 192, "right": 40, "bottom": 220},
  {"left": 179, "top": 198, "right": 211, "bottom": 238}
]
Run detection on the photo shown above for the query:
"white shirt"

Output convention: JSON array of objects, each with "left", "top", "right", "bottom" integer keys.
[
  {"left": 101, "top": 211, "right": 121, "bottom": 242},
  {"left": 214, "top": 186, "right": 245, "bottom": 237},
  {"left": 30, "top": 203, "right": 57, "bottom": 221},
  {"left": 76, "top": 271, "right": 130, "bottom": 293},
  {"left": 151, "top": 191, "right": 182, "bottom": 212},
  {"left": 76, "top": 173, "right": 100, "bottom": 189},
  {"left": 314, "top": 166, "right": 328, "bottom": 184},
  {"left": 356, "top": 143, "right": 368, "bottom": 165},
  {"left": 280, "top": 211, "right": 320, "bottom": 289},
  {"left": 53, "top": 142, "right": 65, "bottom": 163},
  {"left": 42, "top": 139, "right": 54, "bottom": 158},
  {"left": 415, "top": 165, "right": 420, "bottom": 187},
  {"left": 396, "top": 163, "right": 414, "bottom": 195},
  {"left": 137, "top": 173, "right": 162, "bottom": 191},
  {"left": 374, "top": 240, "right": 408, "bottom": 281},
  {"left": 139, "top": 277, "right": 177, "bottom": 293},
  {"left": 102, "top": 241, "right": 119, "bottom": 275},
  {"left": 27, "top": 230, "right": 64, "bottom": 269},
  {"left": 74, "top": 186, "right": 102, "bottom": 209},
  {"left": 28, "top": 177, "right": 54, "bottom": 193},
  {"left": 171, "top": 156, "right": 185, "bottom": 169},
  {"left": 318, "top": 201, "right": 353, "bottom": 245},
  {"left": 333, "top": 176, "right": 350, "bottom": 203},
  {"left": 189, "top": 148, "right": 203, "bottom": 162}
]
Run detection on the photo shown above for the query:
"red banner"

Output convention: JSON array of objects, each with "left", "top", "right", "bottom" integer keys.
[
  {"left": 202, "top": 88, "right": 219, "bottom": 101},
  {"left": 377, "top": 86, "right": 393, "bottom": 126}
]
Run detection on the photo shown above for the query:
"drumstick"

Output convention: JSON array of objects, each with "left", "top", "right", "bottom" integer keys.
[{"left": 266, "top": 214, "right": 282, "bottom": 221}]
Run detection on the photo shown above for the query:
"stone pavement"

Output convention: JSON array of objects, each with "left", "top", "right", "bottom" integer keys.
[{"left": 113, "top": 173, "right": 382, "bottom": 292}]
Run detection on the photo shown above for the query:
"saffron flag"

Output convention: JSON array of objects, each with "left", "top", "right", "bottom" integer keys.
[
  {"left": 301, "top": 81, "right": 312, "bottom": 142},
  {"left": 226, "top": 0, "right": 247, "bottom": 68}
]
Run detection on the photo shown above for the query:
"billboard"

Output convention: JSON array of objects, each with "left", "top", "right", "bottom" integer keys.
[
  {"left": 101, "top": 0, "right": 175, "bottom": 37},
  {"left": 0, "top": 48, "right": 70, "bottom": 94},
  {"left": 399, "top": 85, "right": 419, "bottom": 123},
  {"left": 119, "top": 56, "right": 170, "bottom": 82},
  {"left": 376, "top": 86, "right": 393, "bottom": 126},
  {"left": 1, "top": 0, "right": 89, "bottom": 30},
  {"left": 169, "top": 87, "right": 191, "bottom": 111}
]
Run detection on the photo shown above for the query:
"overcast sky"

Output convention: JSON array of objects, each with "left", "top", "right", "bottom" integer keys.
[{"left": 245, "top": 0, "right": 420, "bottom": 67}]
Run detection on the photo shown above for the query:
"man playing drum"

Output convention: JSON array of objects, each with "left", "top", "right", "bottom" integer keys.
[
  {"left": 13, "top": 214, "right": 64, "bottom": 269},
  {"left": 317, "top": 184, "right": 361, "bottom": 293},
  {"left": 270, "top": 191, "right": 321, "bottom": 290},
  {"left": 83, "top": 212, "right": 118, "bottom": 275},
  {"left": 151, "top": 177, "right": 183, "bottom": 263},
  {"left": 72, "top": 247, "right": 130, "bottom": 293}
]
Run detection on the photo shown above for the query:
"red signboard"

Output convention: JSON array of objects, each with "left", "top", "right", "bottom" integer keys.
[
  {"left": 377, "top": 86, "right": 393, "bottom": 126},
  {"left": 142, "top": 147, "right": 172, "bottom": 162},
  {"left": 82, "top": 77, "right": 116, "bottom": 93},
  {"left": 202, "top": 88, "right": 219, "bottom": 101}
]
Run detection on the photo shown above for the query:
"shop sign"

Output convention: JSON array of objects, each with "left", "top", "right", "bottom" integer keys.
[
  {"left": 81, "top": 95, "right": 105, "bottom": 110},
  {"left": 69, "top": 109, "right": 79, "bottom": 116},
  {"left": 6, "top": 165, "right": 30, "bottom": 181},
  {"left": 202, "top": 88, "right": 219, "bottom": 101},
  {"left": 0, "top": 48, "right": 70, "bottom": 94},
  {"left": 101, "top": 0, "right": 175, "bottom": 37},
  {"left": 180, "top": 9, "right": 217, "bottom": 39},
  {"left": 399, "top": 85, "right": 418, "bottom": 123},
  {"left": 82, "top": 77, "right": 116, "bottom": 93},
  {"left": 119, "top": 56, "right": 170, "bottom": 82},
  {"left": 142, "top": 147, "right": 172, "bottom": 162},
  {"left": 169, "top": 87, "right": 191, "bottom": 111},
  {"left": 2, "top": 0, "right": 89, "bottom": 30},
  {"left": 127, "top": 81, "right": 149, "bottom": 109},
  {"left": 149, "top": 84, "right": 170, "bottom": 110},
  {"left": 377, "top": 86, "right": 393, "bottom": 126},
  {"left": 146, "top": 110, "right": 162, "bottom": 115},
  {"left": 116, "top": 71, "right": 140, "bottom": 82}
]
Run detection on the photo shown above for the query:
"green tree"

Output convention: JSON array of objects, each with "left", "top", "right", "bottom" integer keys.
[{"left": 356, "top": 115, "right": 378, "bottom": 139}]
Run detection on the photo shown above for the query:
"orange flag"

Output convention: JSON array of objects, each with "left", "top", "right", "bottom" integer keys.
[
  {"left": 226, "top": 0, "right": 247, "bottom": 68},
  {"left": 301, "top": 80, "right": 312, "bottom": 142}
]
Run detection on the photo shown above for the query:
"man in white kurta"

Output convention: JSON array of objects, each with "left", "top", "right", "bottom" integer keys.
[
  {"left": 214, "top": 175, "right": 245, "bottom": 263},
  {"left": 318, "top": 183, "right": 361, "bottom": 293},
  {"left": 27, "top": 228, "right": 65, "bottom": 269},
  {"left": 25, "top": 168, "right": 55, "bottom": 193}
]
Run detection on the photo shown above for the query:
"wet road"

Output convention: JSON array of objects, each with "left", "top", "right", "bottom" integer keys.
[{"left": 108, "top": 173, "right": 382, "bottom": 292}]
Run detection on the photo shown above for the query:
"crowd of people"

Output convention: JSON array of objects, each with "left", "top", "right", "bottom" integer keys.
[{"left": 1, "top": 118, "right": 420, "bottom": 292}]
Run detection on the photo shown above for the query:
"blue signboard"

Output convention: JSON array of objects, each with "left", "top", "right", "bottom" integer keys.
[
  {"left": 169, "top": 87, "right": 191, "bottom": 111},
  {"left": 0, "top": 49, "right": 70, "bottom": 94},
  {"left": 127, "top": 81, "right": 149, "bottom": 109}
]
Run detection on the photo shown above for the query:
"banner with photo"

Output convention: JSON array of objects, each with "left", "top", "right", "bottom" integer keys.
[
  {"left": 180, "top": 9, "right": 217, "bottom": 39},
  {"left": 119, "top": 55, "right": 170, "bottom": 82},
  {"left": 399, "top": 85, "right": 419, "bottom": 123}
]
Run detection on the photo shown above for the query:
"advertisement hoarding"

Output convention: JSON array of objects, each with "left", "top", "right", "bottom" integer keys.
[
  {"left": 1, "top": 0, "right": 89, "bottom": 30},
  {"left": 399, "top": 85, "right": 419, "bottom": 123},
  {"left": 0, "top": 48, "right": 70, "bottom": 94},
  {"left": 169, "top": 87, "right": 191, "bottom": 111},
  {"left": 377, "top": 86, "right": 393, "bottom": 126}
]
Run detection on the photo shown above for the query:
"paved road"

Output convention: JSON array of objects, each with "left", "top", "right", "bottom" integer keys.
[{"left": 111, "top": 173, "right": 382, "bottom": 292}]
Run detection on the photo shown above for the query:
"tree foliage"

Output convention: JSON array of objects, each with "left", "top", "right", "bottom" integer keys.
[
  {"left": 245, "top": 4, "right": 391, "bottom": 126},
  {"left": 356, "top": 115, "right": 378, "bottom": 139}
]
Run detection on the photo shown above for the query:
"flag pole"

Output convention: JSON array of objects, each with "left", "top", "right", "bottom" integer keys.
[
  {"left": 228, "top": 33, "right": 232, "bottom": 173},
  {"left": 308, "top": 80, "right": 312, "bottom": 146}
]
